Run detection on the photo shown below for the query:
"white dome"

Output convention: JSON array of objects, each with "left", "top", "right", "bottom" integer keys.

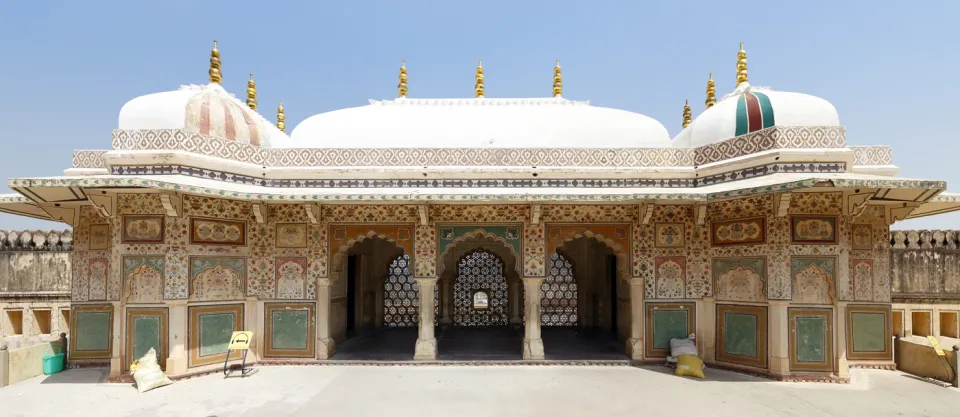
[
  {"left": 673, "top": 83, "right": 839, "bottom": 148},
  {"left": 118, "top": 83, "right": 289, "bottom": 147},
  {"left": 287, "top": 97, "right": 671, "bottom": 148}
]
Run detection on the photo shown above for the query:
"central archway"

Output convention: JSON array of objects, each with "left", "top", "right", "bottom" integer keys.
[{"left": 436, "top": 229, "right": 523, "bottom": 359}]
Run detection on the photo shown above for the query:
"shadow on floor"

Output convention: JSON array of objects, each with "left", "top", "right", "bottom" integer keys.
[
  {"left": 330, "top": 326, "right": 628, "bottom": 361},
  {"left": 39, "top": 368, "right": 109, "bottom": 384}
]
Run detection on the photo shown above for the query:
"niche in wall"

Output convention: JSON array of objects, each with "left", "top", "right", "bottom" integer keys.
[
  {"left": 6, "top": 310, "right": 23, "bottom": 335},
  {"left": 892, "top": 310, "right": 903, "bottom": 337},
  {"left": 33, "top": 309, "right": 51, "bottom": 334},
  {"left": 940, "top": 311, "right": 959, "bottom": 338},
  {"left": 912, "top": 311, "right": 932, "bottom": 337}
]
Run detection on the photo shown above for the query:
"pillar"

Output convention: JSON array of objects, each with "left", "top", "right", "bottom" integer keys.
[
  {"left": 835, "top": 302, "right": 850, "bottom": 378},
  {"left": 439, "top": 279, "right": 452, "bottom": 326},
  {"left": 316, "top": 278, "right": 336, "bottom": 359},
  {"left": 164, "top": 300, "right": 188, "bottom": 375},
  {"left": 625, "top": 278, "right": 644, "bottom": 360},
  {"left": 414, "top": 277, "right": 438, "bottom": 360},
  {"left": 109, "top": 301, "right": 123, "bottom": 377},
  {"left": 245, "top": 297, "right": 261, "bottom": 362},
  {"left": 510, "top": 280, "right": 522, "bottom": 325},
  {"left": 697, "top": 297, "right": 717, "bottom": 363},
  {"left": 522, "top": 277, "right": 545, "bottom": 360},
  {"left": 768, "top": 301, "right": 790, "bottom": 376}
]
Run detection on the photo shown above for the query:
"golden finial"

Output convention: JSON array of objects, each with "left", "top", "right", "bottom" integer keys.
[
  {"left": 277, "top": 100, "right": 285, "bottom": 132},
  {"left": 736, "top": 42, "right": 748, "bottom": 85},
  {"left": 209, "top": 40, "right": 222, "bottom": 84},
  {"left": 246, "top": 73, "right": 257, "bottom": 111},
  {"left": 475, "top": 59, "right": 485, "bottom": 98},
  {"left": 553, "top": 60, "right": 563, "bottom": 97},
  {"left": 682, "top": 99, "right": 692, "bottom": 128},
  {"left": 705, "top": 73, "right": 716, "bottom": 108},
  {"left": 398, "top": 60, "right": 408, "bottom": 98}
]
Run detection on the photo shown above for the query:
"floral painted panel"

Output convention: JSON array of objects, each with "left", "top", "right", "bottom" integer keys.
[
  {"left": 851, "top": 224, "right": 873, "bottom": 250},
  {"left": 123, "top": 256, "right": 165, "bottom": 303},
  {"left": 852, "top": 259, "right": 874, "bottom": 301},
  {"left": 655, "top": 223, "right": 685, "bottom": 248},
  {"left": 121, "top": 215, "right": 165, "bottom": 243},
  {"left": 655, "top": 257, "right": 686, "bottom": 299},
  {"left": 711, "top": 217, "right": 765, "bottom": 246},
  {"left": 89, "top": 224, "right": 110, "bottom": 250},
  {"left": 275, "top": 257, "right": 307, "bottom": 299},
  {"left": 275, "top": 223, "right": 308, "bottom": 248},
  {"left": 790, "top": 216, "right": 837, "bottom": 244},
  {"left": 712, "top": 257, "right": 766, "bottom": 302},
  {"left": 791, "top": 257, "right": 836, "bottom": 304},
  {"left": 88, "top": 258, "right": 109, "bottom": 300},
  {"left": 190, "top": 218, "right": 246, "bottom": 246},
  {"left": 189, "top": 257, "right": 247, "bottom": 301}
]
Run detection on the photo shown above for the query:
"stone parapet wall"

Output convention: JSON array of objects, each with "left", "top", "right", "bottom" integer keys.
[
  {"left": 890, "top": 230, "right": 960, "bottom": 301},
  {"left": 0, "top": 230, "right": 73, "bottom": 252},
  {"left": 0, "top": 230, "right": 73, "bottom": 341}
]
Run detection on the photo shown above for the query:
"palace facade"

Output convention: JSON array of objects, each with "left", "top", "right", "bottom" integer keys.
[{"left": 1, "top": 42, "right": 957, "bottom": 381}]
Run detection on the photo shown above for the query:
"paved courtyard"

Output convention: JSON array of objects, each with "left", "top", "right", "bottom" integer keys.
[{"left": 2, "top": 366, "right": 958, "bottom": 417}]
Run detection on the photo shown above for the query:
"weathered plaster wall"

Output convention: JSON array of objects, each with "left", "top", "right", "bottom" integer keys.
[
  {"left": 0, "top": 231, "right": 73, "bottom": 347},
  {"left": 891, "top": 230, "right": 960, "bottom": 300}
]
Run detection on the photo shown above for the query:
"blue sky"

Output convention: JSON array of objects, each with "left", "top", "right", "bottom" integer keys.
[{"left": 0, "top": 0, "right": 958, "bottom": 230}]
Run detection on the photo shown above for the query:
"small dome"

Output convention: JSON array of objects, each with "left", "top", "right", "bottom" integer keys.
[
  {"left": 673, "top": 83, "right": 839, "bottom": 148},
  {"left": 286, "top": 97, "right": 671, "bottom": 148},
  {"left": 118, "top": 83, "right": 287, "bottom": 147}
]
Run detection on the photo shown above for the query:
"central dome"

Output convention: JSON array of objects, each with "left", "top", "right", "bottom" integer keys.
[{"left": 286, "top": 97, "right": 671, "bottom": 148}]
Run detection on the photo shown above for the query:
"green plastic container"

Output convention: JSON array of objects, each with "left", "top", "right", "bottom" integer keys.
[{"left": 43, "top": 344, "right": 65, "bottom": 375}]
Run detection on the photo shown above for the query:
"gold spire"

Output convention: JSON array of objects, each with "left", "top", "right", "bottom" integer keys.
[
  {"left": 246, "top": 73, "right": 257, "bottom": 111},
  {"left": 475, "top": 60, "right": 485, "bottom": 98},
  {"left": 276, "top": 100, "right": 285, "bottom": 133},
  {"left": 398, "top": 61, "right": 408, "bottom": 98},
  {"left": 682, "top": 99, "right": 692, "bottom": 128},
  {"left": 209, "top": 40, "right": 222, "bottom": 84},
  {"left": 736, "top": 42, "right": 748, "bottom": 85},
  {"left": 552, "top": 60, "right": 563, "bottom": 97},
  {"left": 705, "top": 73, "right": 716, "bottom": 108}
]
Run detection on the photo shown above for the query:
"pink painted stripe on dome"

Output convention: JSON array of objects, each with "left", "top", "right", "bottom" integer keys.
[{"left": 222, "top": 96, "right": 238, "bottom": 141}]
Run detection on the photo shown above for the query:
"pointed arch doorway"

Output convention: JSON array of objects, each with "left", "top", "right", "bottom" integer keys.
[{"left": 436, "top": 231, "right": 523, "bottom": 360}]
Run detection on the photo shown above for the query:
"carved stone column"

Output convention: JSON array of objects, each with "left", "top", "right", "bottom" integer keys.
[
  {"left": 509, "top": 280, "right": 522, "bottom": 325},
  {"left": 522, "top": 277, "right": 545, "bottom": 360},
  {"left": 316, "top": 278, "right": 336, "bottom": 359},
  {"left": 414, "top": 277, "right": 439, "bottom": 360},
  {"left": 768, "top": 300, "right": 790, "bottom": 376},
  {"left": 835, "top": 301, "right": 850, "bottom": 379},
  {"left": 625, "top": 278, "right": 645, "bottom": 360}
]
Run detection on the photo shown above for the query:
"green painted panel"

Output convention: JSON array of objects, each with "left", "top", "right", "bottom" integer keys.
[
  {"left": 199, "top": 312, "right": 235, "bottom": 357},
  {"left": 76, "top": 311, "right": 110, "bottom": 351},
  {"left": 132, "top": 315, "right": 161, "bottom": 361},
  {"left": 271, "top": 310, "right": 309, "bottom": 350},
  {"left": 851, "top": 312, "right": 885, "bottom": 352},
  {"left": 796, "top": 316, "right": 826, "bottom": 362},
  {"left": 652, "top": 310, "right": 689, "bottom": 350},
  {"left": 723, "top": 312, "right": 758, "bottom": 358},
  {"left": 438, "top": 225, "right": 522, "bottom": 257}
]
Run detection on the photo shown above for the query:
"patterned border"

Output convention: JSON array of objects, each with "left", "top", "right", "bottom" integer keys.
[
  {"left": 69, "top": 304, "right": 114, "bottom": 359},
  {"left": 125, "top": 307, "right": 168, "bottom": 370},
  {"left": 263, "top": 302, "right": 316, "bottom": 358},
  {"left": 850, "top": 146, "right": 893, "bottom": 166},
  {"left": 188, "top": 303, "right": 244, "bottom": 367},
  {"left": 694, "top": 126, "right": 845, "bottom": 166},
  {"left": 716, "top": 304, "right": 768, "bottom": 369},
  {"left": 643, "top": 302, "right": 695, "bottom": 358},
  {"left": 73, "top": 150, "right": 108, "bottom": 169},
  {"left": 788, "top": 307, "right": 833, "bottom": 372},
  {"left": 108, "top": 162, "right": 846, "bottom": 189},
  {"left": 101, "top": 126, "right": 845, "bottom": 169},
  {"left": 845, "top": 304, "right": 892, "bottom": 361}
]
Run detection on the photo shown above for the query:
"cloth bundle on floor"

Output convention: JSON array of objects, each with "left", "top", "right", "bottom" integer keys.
[
  {"left": 675, "top": 354, "right": 705, "bottom": 379},
  {"left": 669, "top": 334, "right": 698, "bottom": 357},
  {"left": 133, "top": 348, "right": 173, "bottom": 393}
]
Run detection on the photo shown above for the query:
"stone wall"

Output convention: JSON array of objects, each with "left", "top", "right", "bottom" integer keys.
[
  {"left": 0, "top": 230, "right": 73, "bottom": 351},
  {"left": 890, "top": 230, "right": 960, "bottom": 301}
]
